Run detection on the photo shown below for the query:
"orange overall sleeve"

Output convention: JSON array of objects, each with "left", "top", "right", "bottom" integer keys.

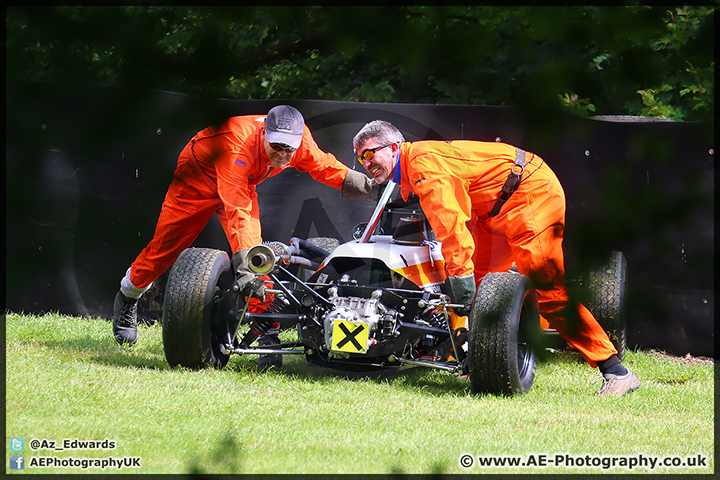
[
  {"left": 214, "top": 148, "right": 263, "bottom": 252},
  {"left": 215, "top": 124, "right": 348, "bottom": 251},
  {"left": 290, "top": 127, "right": 349, "bottom": 189},
  {"left": 404, "top": 154, "right": 475, "bottom": 278},
  {"left": 191, "top": 119, "right": 348, "bottom": 253}
]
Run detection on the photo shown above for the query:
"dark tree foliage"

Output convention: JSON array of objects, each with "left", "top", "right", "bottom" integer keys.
[{"left": 6, "top": 5, "right": 714, "bottom": 121}]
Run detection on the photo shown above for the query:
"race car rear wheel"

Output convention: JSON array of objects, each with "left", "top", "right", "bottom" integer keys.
[
  {"left": 468, "top": 272, "right": 539, "bottom": 396},
  {"left": 162, "top": 247, "right": 235, "bottom": 369},
  {"left": 583, "top": 251, "right": 628, "bottom": 361}
]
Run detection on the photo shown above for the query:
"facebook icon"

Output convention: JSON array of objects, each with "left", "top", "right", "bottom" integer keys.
[{"left": 10, "top": 455, "right": 25, "bottom": 470}]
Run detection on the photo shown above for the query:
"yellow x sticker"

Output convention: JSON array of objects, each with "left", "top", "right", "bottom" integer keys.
[{"left": 331, "top": 320, "right": 369, "bottom": 353}]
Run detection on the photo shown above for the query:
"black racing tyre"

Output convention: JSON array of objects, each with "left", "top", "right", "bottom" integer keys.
[
  {"left": 468, "top": 272, "right": 540, "bottom": 396},
  {"left": 162, "top": 248, "right": 235, "bottom": 369},
  {"left": 583, "top": 251, "right": 628, "bottom": 361},
  {"left": 306, "top": 237, "right": 339, "bottom": 255},
  {"left": 295, "top": 237, "right": 339, "bottom": 280}
]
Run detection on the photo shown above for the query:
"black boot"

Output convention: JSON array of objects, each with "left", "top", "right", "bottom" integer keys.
[
  {"left": 436, "top": 327, "right": 468, "bottom": 361},
  {"left": 257, "top": 334, "right": 282, "bottom": 368},
  {"left": 113, "top": 291, "right": 138, "bottom": 345}
]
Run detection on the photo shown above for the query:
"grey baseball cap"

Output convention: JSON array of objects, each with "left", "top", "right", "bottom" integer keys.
[{"left": 265, "top": 105, "right": 304, "bottom": 149}]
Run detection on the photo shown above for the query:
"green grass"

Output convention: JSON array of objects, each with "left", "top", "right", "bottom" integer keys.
[{"left": 5, "top": 311, "right": 715, "bottom": 475}]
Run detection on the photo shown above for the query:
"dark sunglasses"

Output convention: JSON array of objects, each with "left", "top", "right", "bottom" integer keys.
[
  {"left": 357, "top": 143, "right": 393, "bottom": 165},
  {"left": 269, "top": 142, "right": 297, "bottom": 153}
]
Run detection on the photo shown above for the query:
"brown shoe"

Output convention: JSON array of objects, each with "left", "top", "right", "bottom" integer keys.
[{"left": 598, "top": 370, "right": 641, "bottom": 397}]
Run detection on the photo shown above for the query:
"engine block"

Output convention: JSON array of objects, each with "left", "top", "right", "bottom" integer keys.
[{"left": 323, "top": 292, "right": 396, "bottom": 355}]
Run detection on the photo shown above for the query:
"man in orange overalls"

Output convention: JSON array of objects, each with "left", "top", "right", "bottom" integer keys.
[
  {"left": 352, "top": 120, "right": 640, "bottom": 396},
  {"left": 113, "top": 106, "right": 374, "bottom": 363}
]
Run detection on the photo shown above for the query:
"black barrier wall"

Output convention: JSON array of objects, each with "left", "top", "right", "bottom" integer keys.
[{"left": 5, "top": 82, "right": 714, "bottom": 356}]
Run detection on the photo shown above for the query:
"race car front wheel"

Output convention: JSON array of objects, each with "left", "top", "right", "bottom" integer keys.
[
  {"left": 162, "top": 247, "right": 235, "bottom": 369},
  {"left": 468, "top": 272, "right": 540, "bottom": 396}
]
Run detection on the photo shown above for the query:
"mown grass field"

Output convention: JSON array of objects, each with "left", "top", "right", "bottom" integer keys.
[{"left": 5, "top": 312, "right": 715, "bottom": 475}]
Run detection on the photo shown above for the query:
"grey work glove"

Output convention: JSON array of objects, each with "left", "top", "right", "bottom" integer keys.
[
  {"left": 341, "top": 169, "right": 382, "bottom": 200},
  {"left": 448, "top": 274, "right": 476, "bottom": 316},
  {"left": 231, "top": 249, "right": 267, "bottom": 301}
]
